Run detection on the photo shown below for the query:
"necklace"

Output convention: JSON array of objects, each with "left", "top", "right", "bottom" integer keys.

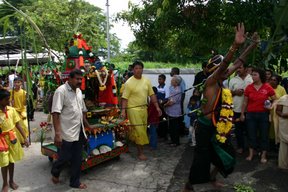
[{"left": 95, "top": 68, "right": 108, "bottom": 91}]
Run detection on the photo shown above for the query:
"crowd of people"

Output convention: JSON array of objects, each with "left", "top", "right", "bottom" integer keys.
[
  {"left": 119, "top": 24, "right": 288, "bottom": 192},
  {"left": 1, "top": 70, "right": 41, "bottom": 121},
  {"left": 1, "top": 23, "right": 288, "bottom": 192}
]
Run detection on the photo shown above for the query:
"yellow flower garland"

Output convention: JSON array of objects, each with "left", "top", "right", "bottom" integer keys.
[{"left": 216, "top": 88, "right": 234, "bottom": 143}]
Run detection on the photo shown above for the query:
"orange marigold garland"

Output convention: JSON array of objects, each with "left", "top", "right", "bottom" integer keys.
[{"left": 216, "top": 88, "right": 234, "bottom": 143}]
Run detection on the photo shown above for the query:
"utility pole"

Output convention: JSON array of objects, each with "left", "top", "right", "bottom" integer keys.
[{"left": 106, "top": 0, "right": 111, "bottom": 62}]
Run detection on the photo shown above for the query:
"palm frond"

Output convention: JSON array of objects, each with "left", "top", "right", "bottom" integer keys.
[{"left": 2, "top": 0, "right": 51, "bottom": 58}]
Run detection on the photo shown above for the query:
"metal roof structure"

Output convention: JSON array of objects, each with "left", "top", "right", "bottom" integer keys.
[{"left": 0, "top": 36, "right": 51, "bottom": 66}]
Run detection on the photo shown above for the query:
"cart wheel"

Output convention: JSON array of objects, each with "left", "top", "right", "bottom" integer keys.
[
  {"left": 114, "top": 155, "right": 120, "bottom": 160},
  {"left": 48, "top": 157, "right": 53, "bottom": 162}
]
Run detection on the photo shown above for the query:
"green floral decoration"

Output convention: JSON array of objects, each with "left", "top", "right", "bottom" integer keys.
[{"left": 67, "top": 60, "right": 76, "bottom": 69}]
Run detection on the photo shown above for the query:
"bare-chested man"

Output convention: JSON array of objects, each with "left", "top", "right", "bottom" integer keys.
[{"left": 183, "top": 23, "right": 259, "bottom": 192}]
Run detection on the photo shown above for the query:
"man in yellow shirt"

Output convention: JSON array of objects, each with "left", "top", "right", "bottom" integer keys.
[
  {"left": 10, "top": 78, "right": 28, "bottom": 144},
  {"left": 121, "top": 61, "right": 162, "bottom": 160}
]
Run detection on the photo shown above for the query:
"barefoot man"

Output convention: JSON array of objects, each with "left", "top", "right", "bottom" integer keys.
[
  {"left": 51, "top": 69, "right": 94, "bottom": 189},
  {"left": 121, "top": 61, "right": 162, "bottom": 160},
  {"left": 184, "top": 23, "right": 259, "bottom": 191}
]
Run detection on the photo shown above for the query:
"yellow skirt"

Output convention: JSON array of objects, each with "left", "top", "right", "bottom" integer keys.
[
  {"left": 127, "top": 108, "right": 149, "bottom": 145},
  {"left": 0, "top": 133, "right": 24, "bottom": 167}
]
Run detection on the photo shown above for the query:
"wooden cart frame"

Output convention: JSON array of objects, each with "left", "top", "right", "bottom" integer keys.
[{"left": 41, "top": 143, "right": 129, "bottom": 171}]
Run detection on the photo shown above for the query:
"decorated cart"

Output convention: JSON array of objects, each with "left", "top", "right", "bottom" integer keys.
[{"left": 40, "top": 33, "right": 129, "bottom": 171}]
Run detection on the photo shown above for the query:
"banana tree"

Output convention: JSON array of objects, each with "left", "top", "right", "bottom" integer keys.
[{"left": 261, "top": 0, "right": 288, "bottom": 73}]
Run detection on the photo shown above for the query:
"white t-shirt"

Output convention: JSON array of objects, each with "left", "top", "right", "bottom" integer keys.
[
  {"left": 157, "top": 84, "right": 169, "bottom": 99},
  {"left": 228, "top": 74, "right": 253, "bottom": 113}
]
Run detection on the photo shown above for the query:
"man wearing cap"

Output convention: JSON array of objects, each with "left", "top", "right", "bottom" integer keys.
[{"left": 184, "top": 23, "right": 260, "bottom": 191}]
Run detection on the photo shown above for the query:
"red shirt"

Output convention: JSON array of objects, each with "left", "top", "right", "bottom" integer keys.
[
  {"left": 244, "top": 83, "right": 275, "bottom": 112},
  {"left": 148, "top": 102, "right": 159, "bottom": 125}
]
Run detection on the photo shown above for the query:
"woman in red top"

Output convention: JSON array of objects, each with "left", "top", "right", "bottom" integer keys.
[{"left": 240, "top": 68, "right": 276, "bottom": 163}]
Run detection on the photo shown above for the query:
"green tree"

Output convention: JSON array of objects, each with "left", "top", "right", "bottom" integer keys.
[
  {"left": 0, "top": 0, "right": 120, "bottom": 57},
  {"left": 262, "top": 0, "right": 288, "bottom": 73},
  {"left": 118, "top": 0, "right": 287, "bottom": 65}
]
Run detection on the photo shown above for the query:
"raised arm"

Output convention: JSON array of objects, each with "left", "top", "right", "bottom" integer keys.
[
  {"left": 209, "top": 23, "right": 246, "bottom": 83},
  {"left": 225, "top": 32, "right": 260, "bottom": 77}
]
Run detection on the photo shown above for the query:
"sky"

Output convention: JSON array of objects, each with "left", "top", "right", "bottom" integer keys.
[{"left": 85, "top": 0, "right": 141, "bottom": 50}]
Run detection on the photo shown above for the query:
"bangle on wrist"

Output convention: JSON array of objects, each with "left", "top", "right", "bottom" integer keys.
[{"left": 229, "top": 46, "right": 238, "bottom": 53}]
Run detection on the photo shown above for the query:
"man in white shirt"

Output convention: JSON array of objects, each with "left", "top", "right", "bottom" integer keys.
[
  {"left": 228, "top": 64, "right": 253, "bottom": 153},
  {"left": 51, "top": 69, "right": 93, "bottom": 189}
]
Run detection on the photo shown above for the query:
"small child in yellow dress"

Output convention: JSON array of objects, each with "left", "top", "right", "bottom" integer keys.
[{"left": 0, "top": 88, "right": 29, "bottom": 192}]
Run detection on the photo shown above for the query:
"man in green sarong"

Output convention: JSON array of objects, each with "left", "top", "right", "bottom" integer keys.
[{"left": 183, "top": 23, "right": 260, "bottom": 192}]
